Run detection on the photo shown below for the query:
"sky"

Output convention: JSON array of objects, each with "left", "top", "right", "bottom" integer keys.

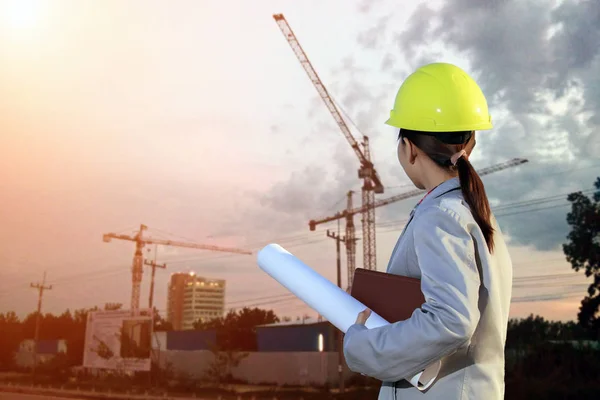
[{"left": 0, "top": 0, "right": 598, "bottom": 323}]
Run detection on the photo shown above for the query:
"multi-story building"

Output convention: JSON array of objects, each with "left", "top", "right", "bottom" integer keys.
[{"left": 167, "top": 272, "right": 226, "bottom": 330}]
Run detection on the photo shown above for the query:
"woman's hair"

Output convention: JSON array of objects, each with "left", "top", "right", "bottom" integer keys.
[{"left": 399, "top": 129, "right": 495, "bottom": 252}]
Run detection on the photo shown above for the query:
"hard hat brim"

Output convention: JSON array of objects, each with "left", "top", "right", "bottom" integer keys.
[{"left": 385, "top": 117, "right": 493, "bottom": 132}]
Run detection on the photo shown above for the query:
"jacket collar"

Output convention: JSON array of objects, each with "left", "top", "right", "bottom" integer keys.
[
  {"left": 386, "top": 177, "right": 461, "bottom": 273},
  {"left": 417, "top": 177, "right": 461, "bottom": 209}
]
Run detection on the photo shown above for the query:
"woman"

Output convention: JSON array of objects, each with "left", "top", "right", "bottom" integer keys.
[{"left": 343, "top": 63, "right": 513, "bottom": 399}]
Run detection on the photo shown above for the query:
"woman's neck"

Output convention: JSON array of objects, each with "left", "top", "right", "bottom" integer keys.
[{"left": 421, "top": 169, "right": 457, "bottom": 192}]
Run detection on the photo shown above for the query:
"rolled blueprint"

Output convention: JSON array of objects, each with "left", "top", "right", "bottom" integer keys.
[
  {"left": 257, "top": 243, "right": 387, "bottom": 332},
  {"left": 256, "top": 243, "right": 442, "bottom": 391}
]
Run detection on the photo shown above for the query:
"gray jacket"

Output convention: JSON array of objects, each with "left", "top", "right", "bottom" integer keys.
[{"left": 343, "top": 177, "right": 513, "bottom": 399}]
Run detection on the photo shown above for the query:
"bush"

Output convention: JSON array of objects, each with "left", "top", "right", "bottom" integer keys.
[{"left": 505, "top": 342, "right": 600, "bottom": 400}]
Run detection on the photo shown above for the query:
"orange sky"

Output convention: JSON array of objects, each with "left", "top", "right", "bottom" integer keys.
[{"left": 0, "top": 0, "right": 596, "bottom": 323}]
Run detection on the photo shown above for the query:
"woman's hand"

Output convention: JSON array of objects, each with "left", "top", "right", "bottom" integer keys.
[{"left": 355, "top": 308, "right": 372, "bottom": 325}]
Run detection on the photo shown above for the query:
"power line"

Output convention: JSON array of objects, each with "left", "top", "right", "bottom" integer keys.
[
  {"left": 492, "top": 189, "right": 595, "bottom": 211},
  {"left": 7, "top": 185, "right": 595, "bottom": 290},
  {"left": 511, "top": 292, "right": 583, "bottom": 303},
  {"left": 513, "top": 272, "right": 582, "bottom": 282},
  {"left": 512, "top": 282, "right": 588, "bottom": 289},
  {"left": 373, "top": 188, "right": 594, "bottom": 231},
  {"left": 495, "top": 203, "right": 569, "bottom": 218},
  {"left": 0, "top": 266, "right": 129, "bottom": 297},
  {"left": 3, "top": 182, "right": 597, "bottom": 306},
  {"left": 373, "top": 189, "right": 596, "bottom": 233},
  {"left": 226, "top": 295, "right": 300, "bottom": 311},
  {"left": 226, "top": 292, "right": 295, "bottom": 306},
  {"left": 328, "top": 193, "right": 348, "bottom": 212}
]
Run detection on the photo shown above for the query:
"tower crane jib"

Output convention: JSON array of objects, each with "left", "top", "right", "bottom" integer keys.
[{"left": 102, "top": 224, "right": 252, "bottom": 314}]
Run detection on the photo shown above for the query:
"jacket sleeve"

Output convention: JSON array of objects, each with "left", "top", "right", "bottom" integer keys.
[{"left": 343, "top": 205, "right": 481, "bottom": 382}]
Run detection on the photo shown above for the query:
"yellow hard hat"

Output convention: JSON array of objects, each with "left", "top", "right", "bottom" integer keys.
[{"left": 385, "top": 63, "right": 493, "bottom": 132}]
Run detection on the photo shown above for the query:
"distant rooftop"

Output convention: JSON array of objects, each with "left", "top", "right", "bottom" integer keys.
[{"left": 257, "top": 316, "right": 327, "bottom": 328}]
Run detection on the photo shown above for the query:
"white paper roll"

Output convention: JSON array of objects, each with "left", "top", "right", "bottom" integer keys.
[
  {"left": 256, "top": 243, "right": 441, "bottom": 391},
  {"left": 257, "top": 243, "right": 388, "bottom": 332}
]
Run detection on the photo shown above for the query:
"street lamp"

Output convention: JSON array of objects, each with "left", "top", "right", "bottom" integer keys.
[
  {"left": 318, "top": 333, "right": 326, "bottom": 386},
  {"left": 318, "top": 333, "right": 324, "bottom": 352}
]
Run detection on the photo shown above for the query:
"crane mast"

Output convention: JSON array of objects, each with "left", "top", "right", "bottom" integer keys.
[
  {"left": 360, "top": 136, "right": 377, "bottom": 273},
  {"left": 103, "top": 224, "right": 252, "bottom": 314},
  {"left": 273, "top": 13, "right": 383, "bottom": 272},
  {"left": 345, "top": 191, "right": 358, "bottom": 289}
]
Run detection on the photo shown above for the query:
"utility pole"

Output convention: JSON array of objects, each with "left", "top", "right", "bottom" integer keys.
[
  {"left": 144, "top": 258, "right": 166, "bottom": 310},
  {"left": 326, "top": 229, "right": 345, "bottom": 291},
  {"left": 326, "top": 228, "right": 345, "bottom": 394},
  {"left": 30, "top": 272, "right": 52, "bottom": 382}
]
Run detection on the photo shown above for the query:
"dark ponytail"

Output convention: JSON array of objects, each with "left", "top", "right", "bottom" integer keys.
[
  {"left": 399, "top": 128, "right": 495, "bottom": 252},
  {"left": 455, "top": 157, "right": 495, "bottom": 252}
]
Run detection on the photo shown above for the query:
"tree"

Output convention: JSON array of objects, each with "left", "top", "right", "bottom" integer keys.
[
  {"left": 506, "top": 314, "right": 591, "bottom": 349},
  {"left": 152, "top": 309, "right": 172, "bottom": 332},
  {"left": 0, "top": 312, "right": 21, "bottom": 369},
  {"left": 64, "top": 307, "right": 98, "bottom": 366},
  {"left": 204, "top": 343, "right": 248, "bottom": 385},
  {"left": 563, "top": 177, "right": 600, "bottom": 333},
  {"left": 193, "top": 307, "right": 279, "bottom": 351},
  {"left": 104, "top": 302, "right": 123, "bottom": 311}
]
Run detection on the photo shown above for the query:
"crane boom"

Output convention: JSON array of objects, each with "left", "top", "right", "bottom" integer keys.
[
  {"left": 274, "top": 12, "right": 384, "bottom": 272},
  {"left": 103, "top": 233, "right": 252, "bottom": 255},
  {"left": 309, "top": 158, "right": 529, "bottom": 228},
  {"left": 273, "top": 13, "right": 383, "bottom": 193}
]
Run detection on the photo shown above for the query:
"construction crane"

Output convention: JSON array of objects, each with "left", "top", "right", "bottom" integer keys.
[
  {"left": 310, "top": 158, "right": 529, "bottom": 288},
  {"left": 103, "top": 224, "right": 252, "bottom": 314},
  {"left": 273, "top": 14, "right": 384, "bottom": 273}
]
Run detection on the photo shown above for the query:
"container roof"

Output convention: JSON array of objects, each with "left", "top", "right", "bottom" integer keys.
[{"left": 257, "top": 317, "right": 327, "bottom": 328}]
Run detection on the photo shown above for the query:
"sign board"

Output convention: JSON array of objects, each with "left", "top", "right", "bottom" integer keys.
[{"left": 83, "top": 308, "right": 153, "bottom": 371}]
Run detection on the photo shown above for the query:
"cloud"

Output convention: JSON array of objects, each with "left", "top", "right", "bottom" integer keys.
[
  {"left": 356, "top": 0, "right": 386, "bottom": 14},
  {"left": 392, "top": 3, "right": 436, "bottom": 62},
  {"left": 367, "top": 0, "right": 600, "bottom": 250},
  {"left": 240, "top": 0, "right": 599, "bottom": 253},
  {"left": 356, "top": 15, "right": 391, "bottom": 50},
  {"left": 550, "top": 1, "right": 600, "bottom": 77},
  {"left": 381, "top": 53, "right": 395, "bottom": 71}
]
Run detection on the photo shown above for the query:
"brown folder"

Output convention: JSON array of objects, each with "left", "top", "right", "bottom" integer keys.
[{"left": 350, "top": 268, "right": 425, "bottom": 323}]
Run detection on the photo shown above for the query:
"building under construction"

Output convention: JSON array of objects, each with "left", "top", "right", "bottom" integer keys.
[{"left": 167, "top": 272, "right": 226, "bottom": 330}]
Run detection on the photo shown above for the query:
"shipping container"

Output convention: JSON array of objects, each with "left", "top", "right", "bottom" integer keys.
[
  {"left": 256, "top": 321, "right": 339, "bottom": 352},
  {"left": 166, "top": 329, "right": 217, "bottom": 351}
]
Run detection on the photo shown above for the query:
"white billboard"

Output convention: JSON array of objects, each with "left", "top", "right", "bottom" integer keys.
[{"left": 83, "top": 308, "right": 153, "bottom": 372}]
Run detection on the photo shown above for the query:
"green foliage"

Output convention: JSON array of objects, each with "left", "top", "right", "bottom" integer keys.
[
  {"left": 506, "top": 314, "right": 594, "bottom": 349},
  {"left": 36, "top": 352, "right": 71, "bottom": 381},
  {"left": 0, "top": 312, "right": 21, "bottom": 370},
  {"left": 153, "top": 308, "right": 173, "bottom": 331},
  {"left": 0, "top": 308, "right": 93, "bottom": 368},
  {"left": 506, "top": 342, "right": 600, "bottom": 399},
  {"left": 193, "top": 307, "right": 279, "bottom": 351},
  {"left": 0, "top": 306, "right": 172, "bottom": 369},
  {"left": 104, "top": 302, "right": 123, "bottom": 311},
  {"left": 564, "top": 177, "right": 600, "bottom": 333}
]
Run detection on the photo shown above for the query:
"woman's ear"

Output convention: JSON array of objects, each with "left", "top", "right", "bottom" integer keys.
[{"left": 406, "top": 139, "right": 418, "bottom": 165}]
